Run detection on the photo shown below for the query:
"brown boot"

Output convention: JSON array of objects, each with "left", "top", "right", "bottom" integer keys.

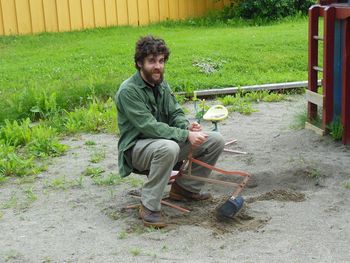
[
  {"left": 169, "top": 182, "right": 212, "bottom": 201},
  {"left": 139, "top": 204, "right": 166, "bottom": 228}
]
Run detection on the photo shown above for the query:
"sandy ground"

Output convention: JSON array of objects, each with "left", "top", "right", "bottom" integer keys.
[{"left": 1, "top": 94, "right": 349, "bottom": 263}]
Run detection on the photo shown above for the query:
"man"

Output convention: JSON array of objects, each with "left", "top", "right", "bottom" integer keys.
[{"left": 115, "top": 35, "right": 225, "bottom": 228}]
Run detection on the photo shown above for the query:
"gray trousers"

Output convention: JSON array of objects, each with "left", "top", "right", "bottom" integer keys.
[{"left": 131, "top": 132, "right": 225, "bottom": 211}]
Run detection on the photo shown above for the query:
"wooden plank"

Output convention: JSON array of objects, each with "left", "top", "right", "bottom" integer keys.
[
  {"left": 105, "top": 0, "right": 118, "bottom": 26},
  {"left": 116, "top": 0, "right": 128, "bottom": 25},
  {"left": 342, "top": 20, "right": 350, "bottom": 144},
  {"left": 306, "top": 90, "right": 323, "bottom": 106},
  {"left": 159, "top": 0, "right": 169, "bottom": 21},
  {"left": 15, "top": 0, "right": 32, "bottom": 34},
  {"left": 334, "top": 5, "right": 350, "bottom": 19},
  {"left": 197, "top": 0, "right": 206, "bottom": 16},
  {"left": 205, "top": 0, "right": 214, "bottom": 13},
  {"left": 1, "top": 0, "right": 18, "bottom": 35},
  {"left": 223, "top": 0, "right": 230, "bottom": 6},
  {"left": 127, "top": 0, "right": 138, "bottom": 25},
  {"left": 43, "top": 0, "right": 58, "bottom": 32},
  {"left": 81, "top": 0, "right": 95, "bottom": 29},
  {"left": 56, "top": 0, "right": 71, "bottom": 32},
  {"left": 93, "top": 0, "right": 106, "bottom": 27},
  {"left": 188, "top": 0, "right": 195, "bottom": 17},
  {"left": 69, "top": 0, "right": 83, "bottom": 30},
  {"left": 178, "top": 0, "right": 187, "bottom": 19},
  {"left": 169, "top": 0, "right": 179, "bottom": 20},
  {"left": 137, "top": 0, "right": 149, "bottom": 25},
  {"left": 307, "top": 6, "right": 320, "bottom": 120},
  {"left": 323, "top": 6, "right": 335, "bottom": 127},
  {"left": 193, "top": 0, "right": 199, "bottom": 17},
  {"left": 148, "top": 0, "right": 159, "bottom": 23},
  {"left": 0, "top": 0, "right": 4, "bottom": 35},
  {"left": 305, "top": 122, "right": 325, "bottom": 136},
  {"left": 29, "top": 0, "right": 45, "bottom": 33},
  {"left": 308, "top": 6, "right": 320, "bottom": 122},
  {"left": 214, "top": 0, "right": 224, "bottom": 10}
]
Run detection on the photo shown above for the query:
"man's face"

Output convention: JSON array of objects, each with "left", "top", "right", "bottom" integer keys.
[{"left": 138, "top": 54, "right": 165, "bottom": 86}]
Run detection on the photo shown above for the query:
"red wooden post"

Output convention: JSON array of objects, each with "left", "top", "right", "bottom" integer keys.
[
  {"left": 323, "top": 6, "right": 335, "bottom": 129},
  {"left": 342, "top": 19, "right": 350, "bottom": 144},
  {"left": 308, "top": 6, "right": 320, "bottom": 121}
]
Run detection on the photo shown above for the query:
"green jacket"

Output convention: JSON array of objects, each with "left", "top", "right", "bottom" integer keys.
[{"left": 115, "top": 71, "right": 189, "bottom": 177}]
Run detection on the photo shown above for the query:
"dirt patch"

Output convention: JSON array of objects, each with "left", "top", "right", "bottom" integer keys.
[
  {"left": 247, "top": 189, "right": 306, "bottom": 203},
  {"left": 1, "top": 95, "right": 350, "bottom": 262},
  {"left": 116, "top": 194, "right": 270, "bottom": 235}
]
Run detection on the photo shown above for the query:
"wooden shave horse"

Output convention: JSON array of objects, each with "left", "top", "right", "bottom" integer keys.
[{"left": 127, "top": 148, "right": 251, "bottom": 213}]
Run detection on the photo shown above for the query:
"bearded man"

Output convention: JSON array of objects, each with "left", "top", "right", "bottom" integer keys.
[{"left": 115, "top": 35, "right": 225, "bottom": 228}]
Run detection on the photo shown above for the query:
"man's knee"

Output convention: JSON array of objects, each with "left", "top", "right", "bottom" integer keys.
[
  {"left": 208, "top": 132, "right": 225, "bottom": 150},
  {"left": 154, "top": 140, "right": 180, "bottom": 160}
]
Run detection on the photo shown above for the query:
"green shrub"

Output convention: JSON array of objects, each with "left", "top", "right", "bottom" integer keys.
[
  {"left": 218, "top": 94, "right": 257, "bottom": 115},
  {"left": 244, "top": 90, "right": 285, "bottom": 102},
  {"left": 28, "top": 126, "right": 68, "bottom": 157},
  {"left": 64, "top": 97, "right": 117, "bottom": 134},
  {"left": 0, "top": 118, "right": 32, "bottom": 147},
  {"left": 327, "top": 117, "right": 343, "bottom": 141},
  {"left": 30, "top": 92, "right": 60, "bottom": 120},
  {"left": 225, "top": 0, "right": 316, "bottom": 21},
  {"left": 0, "top": 143, "right": 34, "bottom": 176}
]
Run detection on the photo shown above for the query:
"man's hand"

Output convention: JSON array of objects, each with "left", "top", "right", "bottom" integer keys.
[
  {"left": 188, "top": 122, "right": 202, "bottom": 132},
  {"left": 188, "top": 131, "right": 208, "bottom": 146}
]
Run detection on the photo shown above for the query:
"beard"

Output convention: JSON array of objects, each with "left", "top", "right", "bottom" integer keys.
[{"left": 140, "top": 67, "right": 164, "bottom": 86}]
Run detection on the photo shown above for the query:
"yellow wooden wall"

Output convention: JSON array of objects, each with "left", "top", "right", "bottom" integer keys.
[{"left": 0, "top": 0, "right": 229, "bottom": 36}]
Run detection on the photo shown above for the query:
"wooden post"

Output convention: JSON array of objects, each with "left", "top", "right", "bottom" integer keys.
[
  {"left": 323, "top": 6, "right": 336, "bottom": 129},
  {"left": 342, "top": 18, "right": 350, "bottom": 144},
  {"left": 308, "top": 5, "right": 320, "bottom": 121}
]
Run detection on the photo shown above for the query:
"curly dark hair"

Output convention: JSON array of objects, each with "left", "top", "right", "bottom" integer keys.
[{"left": 134, "top": 35, "right": 170, "bottom": 70}]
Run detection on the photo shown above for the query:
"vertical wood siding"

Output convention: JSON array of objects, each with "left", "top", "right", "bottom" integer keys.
[{"left": 0, "top": 0, "right": 228, "bottom": 36}]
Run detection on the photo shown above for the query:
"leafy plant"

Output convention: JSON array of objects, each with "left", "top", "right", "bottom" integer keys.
[
  {"left": 218, "top": 94, "right": 257, "bottom": 115},
  {"left": 262, "top": 92, "right": 286, "bottom": 102},
  {"left": 85, "top": 140, "right": 96, "bottom": 146},
  {"left": 64, "top": 97, "right": 117, "bottom": 134},
  {"left": 84, "top": 167, "right": 105, "bottom": 177},
  {"left": 327, "top": 117, "right": 343, "bottom": 141},
  {"left": 1, "top": 194, "right": 18, "bottom": 209},
  {"left": 0, "top": 118, "right": 32, "bottom": 147},
  {"left": 230, "top": 0, "right": 316, "bottom": 21},
  {"left": 28, "top": 125, "right": 68, "bottom": 157},
  {"left": 194, "top": 99, "right": 209, "bottom": 122},
  {"left": 46, "top": 175, "right": 82, "bottom": 190},
  {"left": 30, "top": 92, "right": 60, "bottom": 120},
  {"left": 47, "top": 176, "right": 70, "bottom": 190},
  {"left": 130, "top": 247, "right": 141, "bottom": 256},
  {"left": 0, "top": 174, "right": 8, "bottom": 184},
  {"left": 290, "top": 109, "right": 308, "bottom": 130},
  {"left": 89, "top": 150, "right": 105, "bottom": 163},
  {"left": 174, "top": 94, "right": 187, "bottom": 105},
  {"left": 0, "top": 143, "right": 34, "bottom": 176},
  {"left": 118, "top": 230, "right": 127, "bottom": 240},
  {"left": 92, "top": 173, "right": 123, "bottom": 186},
  {"left": 123, "top": 177, "right": 144, "bottom": 188},
  {"left": 24, "top": 187, "right": 38, "bottom": 203}
]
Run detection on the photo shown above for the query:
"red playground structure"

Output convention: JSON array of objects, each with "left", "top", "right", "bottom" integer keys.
[{"left": 307, "top": 0, "right": 350, "bottom": 144}]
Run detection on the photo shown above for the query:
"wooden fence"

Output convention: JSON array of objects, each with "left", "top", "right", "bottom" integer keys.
[{"left": 0, "top": 0, "right": 230, "bottom": 36}]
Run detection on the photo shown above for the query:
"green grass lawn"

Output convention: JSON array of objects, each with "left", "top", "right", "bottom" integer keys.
[{"left": 0, "top": 17, "right": 309, "bottom": 123}]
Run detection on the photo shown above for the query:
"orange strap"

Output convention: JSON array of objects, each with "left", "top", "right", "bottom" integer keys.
[{"left": 189, "top": 157, "right": 250, "bottom": 177}]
